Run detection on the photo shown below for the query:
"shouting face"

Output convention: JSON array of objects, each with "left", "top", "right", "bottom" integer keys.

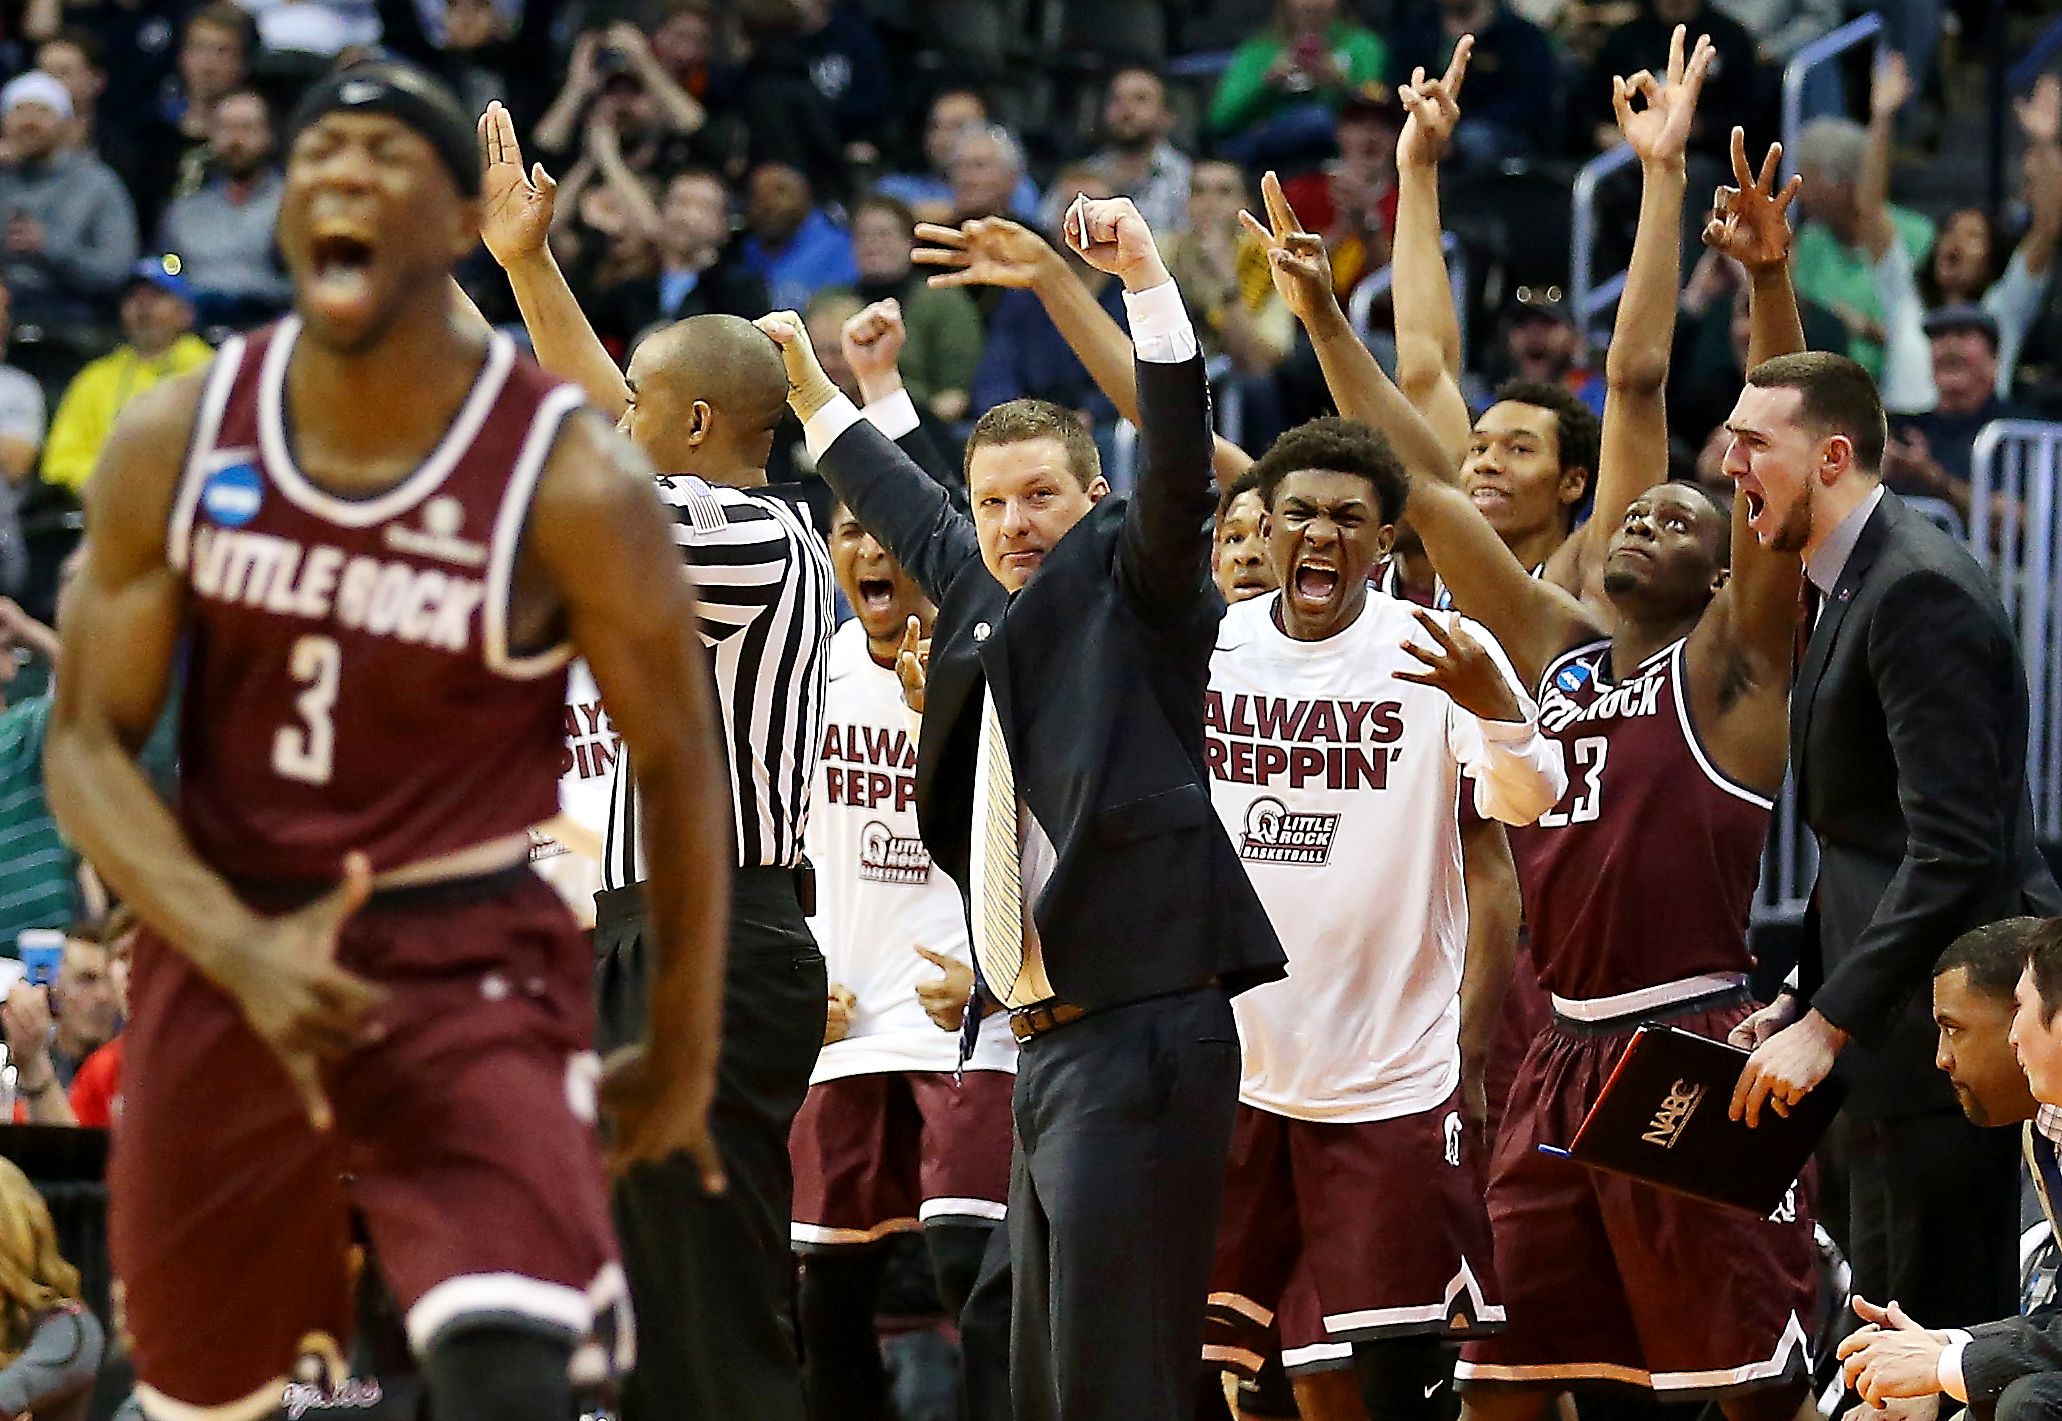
[
  {"left": 279, "top": 109, "right": 479, "bottom": 354},
  {"left": 1266, "top": 467, "right": 1394, "bottom": 641},
  {"left": 830, "top": 504, "right": 935, "bottom": 649}
]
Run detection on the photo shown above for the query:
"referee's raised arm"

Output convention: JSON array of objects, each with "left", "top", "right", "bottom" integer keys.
[{"left": 758, "top": 310, "right": 983, "bottom": 609}]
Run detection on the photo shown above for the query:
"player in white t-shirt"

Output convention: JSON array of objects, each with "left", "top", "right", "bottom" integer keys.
[
  {"left": 1202, "top": 418, "right": 1566, "bottom": 1421},
  {"left": 789, "top": 481, "right": 1018, "bottom": 1421}
]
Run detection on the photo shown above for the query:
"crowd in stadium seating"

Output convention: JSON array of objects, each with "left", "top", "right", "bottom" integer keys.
[{"left": 0, "top": 0, "right": 2037, "bottom": 616}]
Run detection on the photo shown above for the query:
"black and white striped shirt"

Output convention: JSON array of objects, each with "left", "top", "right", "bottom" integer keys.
[{"left": 602, "top": 475, "right": 834, "bottom": 887}]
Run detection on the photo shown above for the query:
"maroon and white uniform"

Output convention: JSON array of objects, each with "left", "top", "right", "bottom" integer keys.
[
  {"left": 115, "top": 321, "right": 626, "bottom": 1419},
  {"left": 1456, "top": 637, "right": 1818, "bottom": 1398},
  {"left": 1201, "top": 591, "right": 1567, "bottom": 1378},
  {"left": 789, "top": 619, "right": 1014, "bottom": 1248}
]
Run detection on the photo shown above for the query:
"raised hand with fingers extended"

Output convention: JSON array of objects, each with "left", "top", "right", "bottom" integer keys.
[
  {"left": 1392, "top": 610, "right": 1523, "bottom": 723},
  {"left": 1238, "top": 170, "right": 1338, "bottom": 324},
  {"left": 1612, "top": 26, "right": 1717, "bottom": 168},
  {"left": 912, "top": 216, "right": 1058, "bottom": 290},
  {"left": 1870, "top": 49, "right": 1913, "bottom": 125},
  {"left": 477, "top": 100, "right": 556, "bottom": 267},
  {"left": 1397, "top": 34, "right": 1473, "bottom": 170},
  {"left": 1703, "top": 127, "right": 1803, "bottom": 273}
]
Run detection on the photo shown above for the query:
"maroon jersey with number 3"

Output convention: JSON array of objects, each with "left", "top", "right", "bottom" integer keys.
[
  {"left": 1506, "top": 637, "right": 1773, "bottom": 1000},
  {"left": 166, "top": 319, "right": 586, "bottom": 880}
]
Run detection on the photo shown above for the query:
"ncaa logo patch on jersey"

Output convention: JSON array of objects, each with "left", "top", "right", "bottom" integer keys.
[
  {"left": 1554, "top": 661, "right": 1593, "bottom": 695},
  {"left": 200, "top": 463, "right": 263, "bottom": 527}
]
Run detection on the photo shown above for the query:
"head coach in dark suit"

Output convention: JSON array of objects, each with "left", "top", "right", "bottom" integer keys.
[
  {"left": 1724, "top": 352, "right": 2062, "bottom": 1328},
  {"left": 756, "top": 193, "right": 1286, "bottom": 1421}
]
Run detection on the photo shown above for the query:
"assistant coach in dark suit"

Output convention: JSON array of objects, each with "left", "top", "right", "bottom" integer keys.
[
  {"left": 1726, "top": 352, "right": 2062, "bottom": 1328},
  {"left": 758, "top": 195, "right": 1285, "bottom": 1421}
]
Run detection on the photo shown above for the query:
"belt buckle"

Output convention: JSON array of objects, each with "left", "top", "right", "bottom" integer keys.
[{"left": 1010, "top": 999, "right": 1060, "bottom": 1044}]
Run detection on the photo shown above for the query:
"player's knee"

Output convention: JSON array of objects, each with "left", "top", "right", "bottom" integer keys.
[{"left": 421, "top": 1325, "right": 576, "bottom": 1421}]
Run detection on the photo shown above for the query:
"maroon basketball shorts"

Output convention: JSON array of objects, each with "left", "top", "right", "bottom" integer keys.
[
  {"left": 789, "top": 1068, "right": 1014, "bottom": 1248},
  {"left": 1456, "top": 1000, "right": 1819, "bottom": 1398},
  {"left": 1205, "top": 1085, "right": 1504, "bottom": 1380},
  {"left": 1486, "top": 939, "right": 1552, "bottom": 1144},
  {"left": 113, "top": 870, "right": 623, "bottom": 1420}
]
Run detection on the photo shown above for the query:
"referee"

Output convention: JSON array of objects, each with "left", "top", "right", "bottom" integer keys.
[{"left": 476, "top": 107, "right": 833, "bottom": 1420}]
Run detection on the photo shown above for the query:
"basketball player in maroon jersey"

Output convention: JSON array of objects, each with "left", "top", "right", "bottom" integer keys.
[
  {"left": 1256, "top": 101, "right": 1823, "bottom": 1419},
  {"left": 44, "top": 64, "right": 730, "bottom": 1421}
]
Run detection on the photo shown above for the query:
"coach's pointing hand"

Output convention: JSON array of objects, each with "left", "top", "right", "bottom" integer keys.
[
  {"left": 894, "top": 615, "right": 928, "bottom": 715},
  {"left": 228, "top": 850, "right": 384, "bottom": 1132},
  {"left": 756, "top": 311, "right": 841, "bottom": 422}
]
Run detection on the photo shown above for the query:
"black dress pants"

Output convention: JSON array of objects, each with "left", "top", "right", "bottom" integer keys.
[
  {"left": 1008, "top": 986, "right": 1242, "bottom": 1421},
  {"left": 1845, "top": 1107, "right": 2022, "bottom": 1329},
  {"left": 594, "top": 869, "right": 828, "bottom": 1421}
]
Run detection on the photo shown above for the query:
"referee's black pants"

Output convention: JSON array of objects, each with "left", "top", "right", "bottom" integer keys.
[
  {"left": 1009, "top": 985, "right": 1242, "bottom": 1421},
  {"left": 594, "top": 868, "right": 829, "bottom": 1421}
]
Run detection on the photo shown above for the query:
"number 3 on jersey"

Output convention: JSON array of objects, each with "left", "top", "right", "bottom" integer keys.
[
  {"left": 273, "top": 635, "right": 341, "bottom": 785},
  {"left": 1538, "top": 735, "right": 1607, "bottom": 828}
]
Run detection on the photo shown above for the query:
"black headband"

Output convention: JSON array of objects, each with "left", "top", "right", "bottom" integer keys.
[{"left": 285, "top": 61, "right": 480, "bottom": 199}]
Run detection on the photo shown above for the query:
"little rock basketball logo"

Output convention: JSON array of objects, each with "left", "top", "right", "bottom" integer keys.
[
  {"left": 201, "top": 463, "right": 263, "bottom": 527},
  {"left": 1238, "top": 795, "right": 1340, "bottom": 866},
  {"left": 858, "top": 819, "right": 931, "bottom": 885}
]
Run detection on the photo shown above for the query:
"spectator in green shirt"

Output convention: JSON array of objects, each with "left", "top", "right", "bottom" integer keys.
[
  {"left": 1208, "top": 0, "right": 1388, "bottom": 170},
  {"left": 1789, "top": 106, "right": 1934, "bottom": 380},
  {"left": 843, "top": 193, "right": 983, "bottom": 423},
  {"left": 0, "top": 572, "right": 173, "bottom": 952}
]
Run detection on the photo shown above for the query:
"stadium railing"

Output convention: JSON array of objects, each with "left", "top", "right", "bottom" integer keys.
[
  {"left": 1567, "top": 144, "right": 1636, "bottom": 347},
  {"left": 1973, "top": 419, "right": 2062, "bottom": 843},
  {"left": 1780, "top": 14, "right": 1887, "bottom": 183},
  {"left": 1348, "top": 231, "right": 1471, "bottom": 355}
]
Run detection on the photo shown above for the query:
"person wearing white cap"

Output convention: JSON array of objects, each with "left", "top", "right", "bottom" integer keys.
[{"left": 0, "top": 68, "right": 136, "bottom": 334}]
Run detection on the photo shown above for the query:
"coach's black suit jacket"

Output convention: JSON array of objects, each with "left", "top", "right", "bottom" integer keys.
[
  {"left": 812, "top": 354, "right": 1285, "bottom": 1009},
  {"left": 1793, "top": 490, "right": 2061, "bottom": 1118}
]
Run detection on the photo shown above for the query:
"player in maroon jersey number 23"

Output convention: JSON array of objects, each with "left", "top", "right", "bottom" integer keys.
[{"left": 45, "top": 63, "right": 732, "bottom": 1421}]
